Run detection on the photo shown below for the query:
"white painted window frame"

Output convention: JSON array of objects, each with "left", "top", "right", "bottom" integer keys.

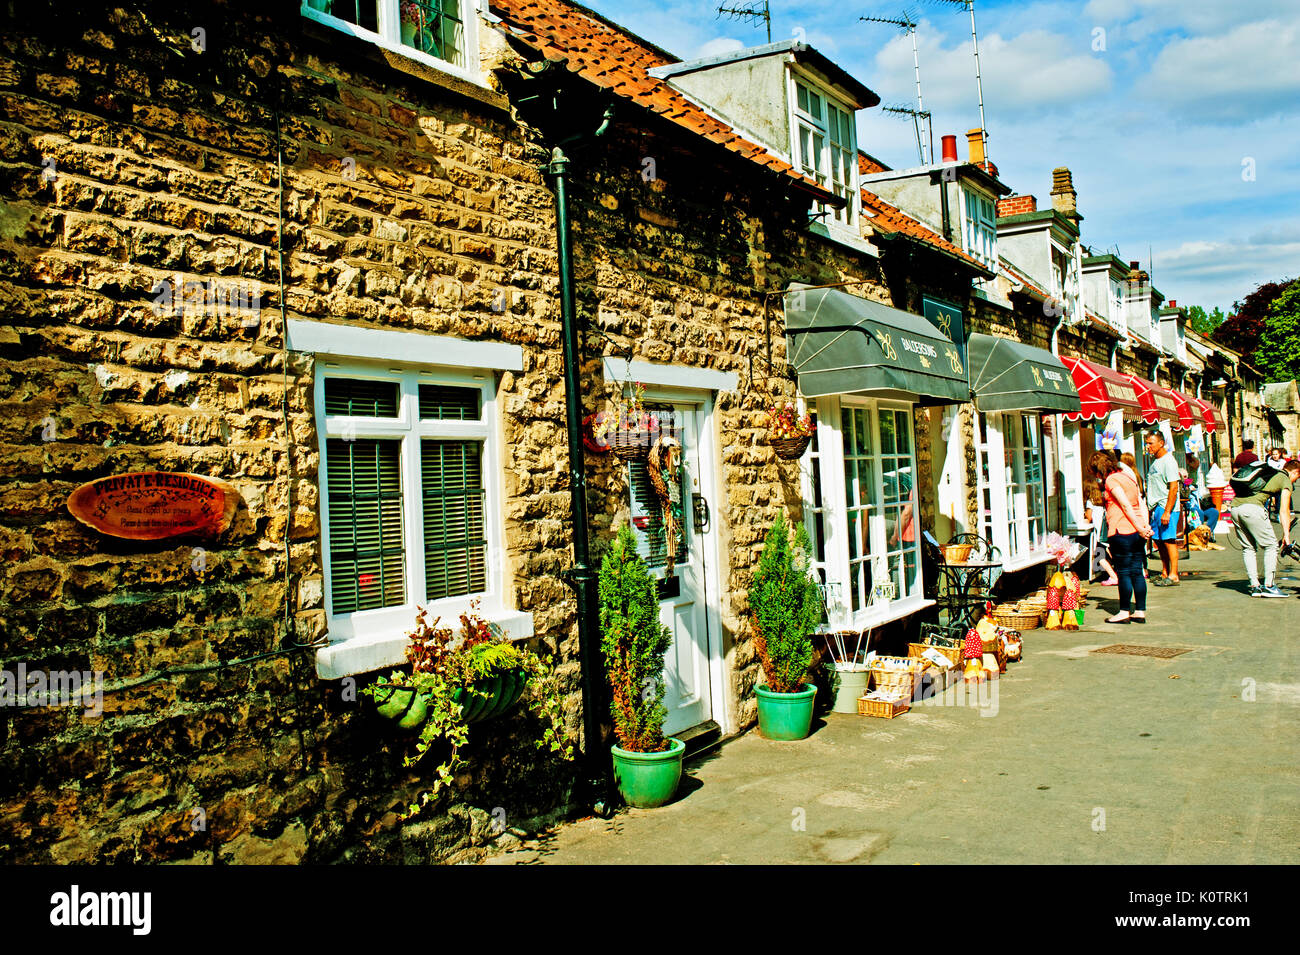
[
  {"left": 788, "top": 67, "right": 859, "bottom": 233},
  {"left": 959, "top": 185, "right": 998, "bottom": 269},
  {"left": 316, "top": 360, "right": 506, "bottom": 641},
  {"left": 978, "top": 411, "right": 1050, "bottom": 571},
  {"left": 300, "top": 0, "right": 484, "bottom": 88},
  {"left": 802, "top": 395, "right": 932, "bottom": 631}
]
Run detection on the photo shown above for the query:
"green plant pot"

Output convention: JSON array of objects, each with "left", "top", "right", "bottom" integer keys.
[
  {"left": 827, "top": 666, "right": 868, "bottom": 714},
  {"left": 611, "top": 737, "right": 685, "bottom": 808},
  {"left": 756, "top": 683, "right": 817, "bottom": 740},
  {"left": 451, "top": 671, "right": 527, "bottom": 723},
  {"left": 483, "top": 670, "right": 526, "bottom": 719}
]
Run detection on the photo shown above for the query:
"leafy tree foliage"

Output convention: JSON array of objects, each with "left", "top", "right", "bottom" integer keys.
[
  {"left": 1212, "top": 278, "right": 1296, "bottom": 365},
  {"left": 1183, "top": 304, "right": 1226, "bottom": 336},
  {"left": 1253, "top": 281, "right": 1300, "bottom": 382},
  {"left": 599, "top": 523, "right": 672, "bottom": 753},
  {"left": 748, "top": 510, "right": 820, "bottom": 693}
]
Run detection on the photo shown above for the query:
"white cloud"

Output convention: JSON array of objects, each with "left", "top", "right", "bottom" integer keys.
[
  {"left": 1141, "top": 20, "right": 1300, "bottom": 123},
  {"left": 694, "top": 36, "right": 746, "bottom": 59},
  {"left": 1083, "top": 0, "right": 1300, "bottom": 36},
  {"left": 872, "top": 26, "right": 1113, "bottom": 120}
]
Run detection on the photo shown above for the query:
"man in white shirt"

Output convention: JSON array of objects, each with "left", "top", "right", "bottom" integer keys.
[{"left": 1145, "top": 431, "right": 1183, "bottom": 585}]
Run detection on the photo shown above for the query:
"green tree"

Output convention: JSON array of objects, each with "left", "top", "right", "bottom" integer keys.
[
  {"left": 1253, "top": 282, "right": 1300, "bottom": 382},
  {"left": 1183, "top": 304, "right": 1226, "bottom": 336},
  {"left": 748, "top": 510, "right": 820, "bottom": 693},
  {"left": 598, "top": 523, "right": 672, "bottom": 753},
  {"left": 1213, "top": 278, "right": 1296, "bottom": 364}
]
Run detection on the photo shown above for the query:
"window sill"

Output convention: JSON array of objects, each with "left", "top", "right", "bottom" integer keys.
[
  {"left": 831, "top": 597, "right": 936, "bottom": 633},
  {"left": 314, "top": 608, "right": 535, "bottom": 680},
  {"left": 1000, "top": 550, "right": 1053, "bottom": 573},
  {"left": 808, "top": 221, "right": 880, "bottom": 258}
]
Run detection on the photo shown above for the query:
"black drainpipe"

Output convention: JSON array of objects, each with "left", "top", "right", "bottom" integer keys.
[{"left": 542, "top": 107, "right": 616, "bottom": 815}]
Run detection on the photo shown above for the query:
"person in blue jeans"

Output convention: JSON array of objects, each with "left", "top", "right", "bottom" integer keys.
[
  {"left": 1145, "top": 431, "right": 1182, "bottom": 585},
  {"left": 1092, "top": 451, "right": 1155, "bottom": 623}
]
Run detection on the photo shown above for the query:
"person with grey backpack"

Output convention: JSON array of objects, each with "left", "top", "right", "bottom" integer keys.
[{"left": 1229, "top": 457, "right": 1298, "bottom": 597}]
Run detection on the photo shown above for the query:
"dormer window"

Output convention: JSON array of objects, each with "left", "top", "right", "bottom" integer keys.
[
  {"left": 301, "top": 0, "right": 478, "bottom": 81},
  {"left": 961, "top": 186, "right": 997, "bottom": 268},
  {"left": 792, "top": 74, "right": 858, "bottom": 227}
]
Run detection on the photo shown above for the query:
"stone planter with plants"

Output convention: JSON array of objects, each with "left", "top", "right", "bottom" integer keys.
[
  {"left": 364, "top": 606, "right": 570, "bottom": 798},
  {"left": 749, "top": 510, "right": 821, "bottom": 740},
  {"left": 599, "top": 523, "right": 683, "bottom": 808}
]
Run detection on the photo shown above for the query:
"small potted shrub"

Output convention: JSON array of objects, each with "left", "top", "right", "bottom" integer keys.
[
  {"left": 599, "top": 523, "right": 683, "bottom": 808},
  {"left": 365, "top": 606, "right": 570, "bottom": 795},
  {"left": 749, "top": 510, "right": 821, "bottom": 740}
]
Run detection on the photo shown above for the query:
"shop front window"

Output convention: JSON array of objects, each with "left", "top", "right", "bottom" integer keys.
[
  {"left": 802, "top": 398, "right": 923, "bottom": 628},
  {"left": 977, "top": 411, "right": 1048, "bottom": 565}
]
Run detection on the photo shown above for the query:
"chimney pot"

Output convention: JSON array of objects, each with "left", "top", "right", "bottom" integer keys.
[
  {"left": 1169, "top": 299, "right": 1177, "bottom": 308},
  {"left": 941, "top": 135, "right": 958, "bottom": 163},
  {"left": 967, "top": 128, "right": 985, "bottom": 167}
]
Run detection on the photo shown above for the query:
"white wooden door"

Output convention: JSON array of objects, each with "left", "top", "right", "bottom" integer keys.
[{"left": 627, "top": 402, "right": 716, "bottom": 736}]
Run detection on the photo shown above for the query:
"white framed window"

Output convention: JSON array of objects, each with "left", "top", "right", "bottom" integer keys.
[
  {"left": 316, "top": 362, "right": 506, "bottom": 646},
  {"left": 791, "top": 73, "right": 858, "bottom": 229},
  {"left": 801, "top": 397, "right": 926, "bottom": 629},
  {"left": 977, "top": 412, "right": 1048, "bottom": 569},
  {"left": 300, "top": 0, "right": 480, "bottom": 85},
  {"left": 961, "top": 186, "right": 997, "bottom": 268}
]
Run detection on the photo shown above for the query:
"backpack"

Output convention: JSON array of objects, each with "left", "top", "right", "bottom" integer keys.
[{"left": 1229, "top": 462, "right": 1272, "bottom": 497}]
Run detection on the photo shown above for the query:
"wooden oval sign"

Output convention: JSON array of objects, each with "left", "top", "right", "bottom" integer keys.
[{"left": 68, "top": 472, "right": 240, "bottom": 540}]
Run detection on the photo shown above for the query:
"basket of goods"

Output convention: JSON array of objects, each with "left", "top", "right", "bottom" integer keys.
[
  {"left": 940, "top": 543, "right": 974, "bottom": 564},
  {"left": 857, "top": 689, "right": 911, "bottom": 719},
  {"left": 867, "top": 655, "right": 925, "bottom": 697},
  {"left": 766, "top": 402, "right": 814, "bottom": 460},
  {"left": 991, "top": 606, "right": 1041, "bottom": 630},
  {"left": 908, "top": 641, "right": 961, "bottom": 668}
]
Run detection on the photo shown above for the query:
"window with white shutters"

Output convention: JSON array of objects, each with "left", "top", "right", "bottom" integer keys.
[{"left": 317, "top": 366, "right": 498, "bottom": 640}]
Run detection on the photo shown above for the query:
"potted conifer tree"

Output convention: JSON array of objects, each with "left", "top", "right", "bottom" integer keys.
[
  {"left": 750, "top": 510, "right": 821, "bottom": 740},
  {"left": 599, "top": 523, "right": 684, "bottom": 808}
]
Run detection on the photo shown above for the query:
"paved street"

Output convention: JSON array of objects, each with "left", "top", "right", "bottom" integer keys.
[{"left": 487, "top": 545, "right": 1300, "bottom": 864}]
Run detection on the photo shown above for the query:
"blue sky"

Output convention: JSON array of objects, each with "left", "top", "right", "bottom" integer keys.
[{"left": 579, "top": 0, "right": 1300, "bottom": 314}]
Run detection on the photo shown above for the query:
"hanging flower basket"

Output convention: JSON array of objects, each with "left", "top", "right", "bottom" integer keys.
[
  {"left": 771, "top": 434, "right": 812, "bottom": 460},
  {"left": 608, "top": 423, "right": 652, "bottom": 461},
  {"left": 765, "top": 401, "right": 813, "bottom": 460}
]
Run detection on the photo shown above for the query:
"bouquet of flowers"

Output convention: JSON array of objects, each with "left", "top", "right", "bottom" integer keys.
[
  {"left": 765, "top": 402, "right": 812, "bottom": 439},
  {"left": 1043, "top": 531, "right": 1082, "bottom": 567}
]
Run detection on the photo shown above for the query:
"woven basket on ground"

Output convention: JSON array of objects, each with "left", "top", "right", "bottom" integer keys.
[
  {"left": 770, "top": 433, "right": 812, "bottom": 460},
  {"left": 991, "top": 610, "right": 1041, "bottom": 630}
]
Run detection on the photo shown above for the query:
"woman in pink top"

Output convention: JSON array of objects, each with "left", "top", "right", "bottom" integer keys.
[{"left": 1091, "top": 452, "right": 1154, "bottom": 624}]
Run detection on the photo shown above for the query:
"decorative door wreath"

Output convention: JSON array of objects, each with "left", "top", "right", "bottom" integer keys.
[{"left": 646, "top": 434, "right": 684, "bottom": 575}]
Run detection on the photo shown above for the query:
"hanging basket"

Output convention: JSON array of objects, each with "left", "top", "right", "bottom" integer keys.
[
  {"left": 608, "top": 428, "right": 651, "bottom": 461},
  {"left": 770, "top": 433, "right": 812, "bottom": 460}
]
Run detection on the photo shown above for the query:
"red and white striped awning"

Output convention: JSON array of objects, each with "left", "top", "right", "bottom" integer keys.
[
  {"left": 1059, "top": 356, "right": 1144, "bottom": 421},
  {"left": 1122, "top": 374, "right": 1185, "bottom": 428},
  {"left": 1191, "top": 395, "right": 1226, "bottom": 433}
]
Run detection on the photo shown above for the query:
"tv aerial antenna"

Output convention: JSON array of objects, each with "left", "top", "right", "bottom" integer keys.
[
  {"left": 881, "top": 104, "right": 933, "bottom": 166},
  {"left": 861, "top": 11, "right": 931, "bottom": 163},
  {"left": 716, "top": 0, "right": 772, "bottom": 44},
  {"left": 931, "top": 0, "right": 987, "bottom": 165}
]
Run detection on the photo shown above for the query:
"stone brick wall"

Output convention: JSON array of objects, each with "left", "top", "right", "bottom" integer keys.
[{"left": 3, "top": 0, "right": 976, "bottom": 862}]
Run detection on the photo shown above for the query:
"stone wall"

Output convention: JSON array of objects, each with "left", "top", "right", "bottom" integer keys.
[{"left": 1, "top": 0, "right": 973, "bottom": 862}]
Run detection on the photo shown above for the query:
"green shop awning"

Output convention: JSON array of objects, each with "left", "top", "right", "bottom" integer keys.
[
  {"left": 783, "top": 284, "right": 969, "bottom": 404},
  {"left": 968, "top": 333, "right": 1082, "bottom": 414}
]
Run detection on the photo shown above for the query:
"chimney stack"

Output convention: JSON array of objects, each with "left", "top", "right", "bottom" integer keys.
[
  {"left": 941, "top": 134, "right": 958, "bottom": 163},
  {"left": 1169, "top": 299, "right": 1177, "bottom": 308},
  {"left": 967, "top": 129, "right": 985, "bottom": 167},
  {"left": 1050, "top": 166, "right": 1080, "bottom": 227}
]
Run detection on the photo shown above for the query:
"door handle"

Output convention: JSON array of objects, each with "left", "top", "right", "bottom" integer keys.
[{"left": 692, "top": 493, "right": 710, "bottom": 534}]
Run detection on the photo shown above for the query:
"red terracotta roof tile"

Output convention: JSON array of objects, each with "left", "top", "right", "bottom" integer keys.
[{"left": 489, "top": 0, "right": 840, "bottom": 204}]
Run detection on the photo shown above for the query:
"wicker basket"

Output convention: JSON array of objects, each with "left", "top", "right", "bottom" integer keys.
[
  {"left": 770, "top": 433, "right": 812, "bottom": 460},
  {"left": 857, "top": 695, "right": 910, "bottom": 719},
  {"left": 991, "top": 610, "right": 1041, "bottom": 630},
  {"left": 908, "top": 642, "right": 961, "bottom": 668},
  {"left": 941, "top": 543, "right": 974, "bottom": 564},
  {"left": 608, "top": 428, "right": 651, "bottom": 461}
]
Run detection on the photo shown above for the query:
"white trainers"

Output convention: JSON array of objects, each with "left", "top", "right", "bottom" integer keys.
[
  {"left": 1249, "top": 584, "right": 1264, "bottom": 597},
  {"left": 1259, "top": 586, "right": 1289, "bottom": 598}
]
